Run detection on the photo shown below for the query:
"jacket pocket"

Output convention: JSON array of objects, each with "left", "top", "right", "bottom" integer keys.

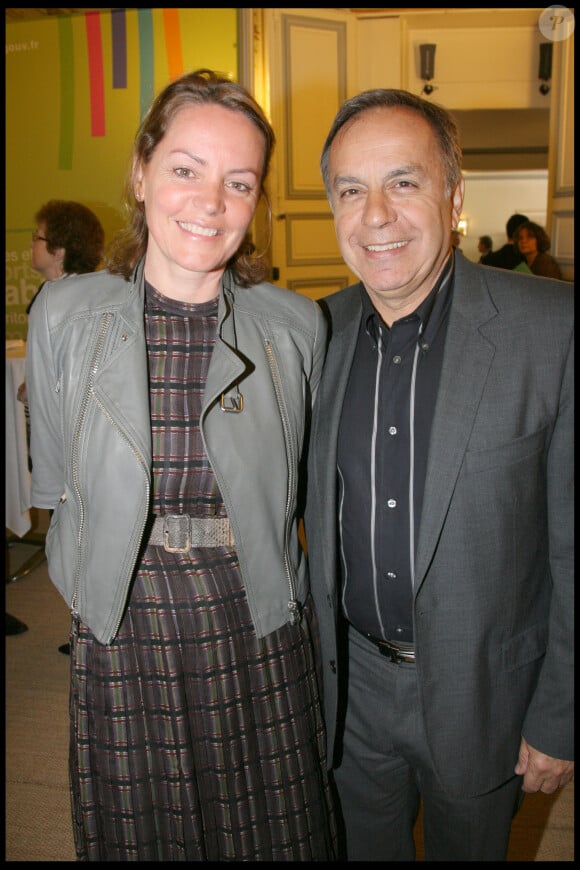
[
  {"left": 464, "top": 426, "right": 548, "bottom": 474},
  {"left": 502, "top": 622, "right": 548, "bottom": 672}
]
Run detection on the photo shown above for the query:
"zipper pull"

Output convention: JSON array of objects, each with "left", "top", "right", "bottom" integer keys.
[{"left": 288, "top": 599, "right": 302, "bottom": 626}]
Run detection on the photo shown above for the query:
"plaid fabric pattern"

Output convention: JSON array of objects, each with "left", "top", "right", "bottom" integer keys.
[{"left": 69, "top": 283, "right": 337, "bottom": 860}]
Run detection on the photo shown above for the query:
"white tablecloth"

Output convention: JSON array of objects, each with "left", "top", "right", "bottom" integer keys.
[{"left": 6, "top": 342, "right": 32, "bottom": 537}]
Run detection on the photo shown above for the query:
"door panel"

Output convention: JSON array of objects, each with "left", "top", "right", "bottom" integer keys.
[{"left": 263, "top": 9, "right": 358, "bottom": 297}]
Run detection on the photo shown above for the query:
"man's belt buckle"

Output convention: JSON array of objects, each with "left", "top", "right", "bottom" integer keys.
[
  {"left": 380, "top": 639, "right": 415, "bottom": 664},
  {"left": 163, "top": 514, "right": 191, "bottom": 553}
]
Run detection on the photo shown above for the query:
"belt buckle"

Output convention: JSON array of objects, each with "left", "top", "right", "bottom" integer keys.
[
  {"left": 163, "top": 515, "right": 191, "bottom": 553},
  {"left": 382, "top": 643, "right": 400, "bottom": 664},
  {"left": 374, "top": 637, "right": 414, "bottom": 664},
  {"left": 384, "top": 641, "right": 415, "bottom": 664}
]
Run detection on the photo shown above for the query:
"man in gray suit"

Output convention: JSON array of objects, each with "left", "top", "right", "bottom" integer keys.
[{"left": 304, "top": 89, "right": 574, "bottom": 861}]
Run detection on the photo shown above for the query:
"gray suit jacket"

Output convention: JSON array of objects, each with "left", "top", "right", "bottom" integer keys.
[{"left": 305, "top": 254, "right": 574, "bottom": 797}]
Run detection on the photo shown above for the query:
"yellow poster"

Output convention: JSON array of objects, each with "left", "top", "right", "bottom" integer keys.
[{"left": 6, "top": 9, "right": 237, "bottom": 340}]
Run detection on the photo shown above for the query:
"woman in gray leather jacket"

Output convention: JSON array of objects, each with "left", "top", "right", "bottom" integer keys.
[{"left": 26, "top": 69, "right": 336, "bottom": 862}]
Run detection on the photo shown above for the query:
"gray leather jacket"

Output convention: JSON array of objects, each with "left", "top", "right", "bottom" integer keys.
[{"left": 27, "top": 262, "right": 327, "bottom": 645}]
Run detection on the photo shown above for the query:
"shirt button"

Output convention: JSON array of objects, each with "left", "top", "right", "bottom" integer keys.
[
  {"left": 393, "top": 355, "right": 402, "bottom": 364},
  {"left": 387, "top": 498, "right": 397, "bottom": 508},
  {"left": 389, "top": 426, "right": 397, "bottom": 435}
]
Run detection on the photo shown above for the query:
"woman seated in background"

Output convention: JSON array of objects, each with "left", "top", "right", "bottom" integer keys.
[
  {"left": 513, "top": 220, "right": 563, "bottom": 279},
  {"left": 26, "top": 199, "right": 105, "bottom": 312},
  {"left": 19, "top": 200, "right": 105, "bottom": 657},
  {"left": 18, "top": 199, "right": 105, "bottom": 403}
]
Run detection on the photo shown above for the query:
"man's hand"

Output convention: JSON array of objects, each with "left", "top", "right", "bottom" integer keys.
[{"left": 515, "top": 737, "right": 574, "bottom": 794}]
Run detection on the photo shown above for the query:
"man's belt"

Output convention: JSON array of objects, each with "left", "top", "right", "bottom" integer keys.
[
  {"left": 148, "top": 514, "right": 235, "bottom": 553},
  {"left": 351, "top": 624, "right": 416, "bottom": 664}
]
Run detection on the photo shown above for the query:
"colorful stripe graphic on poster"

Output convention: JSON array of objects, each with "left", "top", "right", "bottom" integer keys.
[{"left": 6, "top": 8, "right": 238, "bottom": 340}]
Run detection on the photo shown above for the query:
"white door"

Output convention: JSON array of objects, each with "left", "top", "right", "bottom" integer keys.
[{"left": 258, "top": 8, "right": 358, "bottom": 299}]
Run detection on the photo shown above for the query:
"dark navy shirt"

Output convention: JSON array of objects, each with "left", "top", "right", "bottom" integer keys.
[{"left": 337, "top": 254, "right": 454, "bottom": 643}]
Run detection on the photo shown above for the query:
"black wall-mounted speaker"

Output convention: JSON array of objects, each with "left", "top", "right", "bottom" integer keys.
[
  {"left": 539, "top": 42, "right": 553, "bottom": 81},
  {"left": 420, "top": 44, "right": 436, "bottom": 81}
]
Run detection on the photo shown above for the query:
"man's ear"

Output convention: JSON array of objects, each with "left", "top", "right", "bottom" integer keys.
[{"left": 451, "top": 178, "right": 465, "bottom": 229}]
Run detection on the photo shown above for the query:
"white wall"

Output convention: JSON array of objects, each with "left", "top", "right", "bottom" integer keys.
[{"left": 459, "top": 170, "right": 548, "bottom": 262}]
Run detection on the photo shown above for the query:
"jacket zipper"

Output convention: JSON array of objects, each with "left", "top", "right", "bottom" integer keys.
[
  {"left": 264, "top": 339, "right": 301, "bottom": 625},
  {"left": 92, "top": 393, "right": 150, "bottom": 641},
  {"left": 70, "top": 314, "right": 112, "bottom": 617},
  {"left": 70, "top": 314, "right": 150, "bottom": 643}
]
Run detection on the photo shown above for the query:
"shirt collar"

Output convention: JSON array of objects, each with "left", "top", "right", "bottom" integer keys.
[{"left": 362, "top": 252, "right": 454, "bottom": 345}]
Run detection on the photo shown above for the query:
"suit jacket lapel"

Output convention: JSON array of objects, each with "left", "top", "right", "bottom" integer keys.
[
  {"left": 414, "top": 267, "right": 498, "bottom": 591},
  {"left": 317, "top": 306, "right": 360, "bottom": 463},
  {"left": 313, "top": 287, "right": 362, "bottom": 588}
]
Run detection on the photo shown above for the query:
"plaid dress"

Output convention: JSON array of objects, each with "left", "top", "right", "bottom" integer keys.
[{"left": 68, "top": 282, "right": 337, "bottom": 861}]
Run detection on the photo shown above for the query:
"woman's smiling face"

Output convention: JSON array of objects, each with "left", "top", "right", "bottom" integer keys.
[{"left": 134, "top": 103, "right": 265, "bottom": 292}]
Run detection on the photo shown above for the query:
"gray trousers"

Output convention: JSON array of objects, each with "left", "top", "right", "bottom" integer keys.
[{"left": 333, "top": 626, "right": 524, "bottom": 861}]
